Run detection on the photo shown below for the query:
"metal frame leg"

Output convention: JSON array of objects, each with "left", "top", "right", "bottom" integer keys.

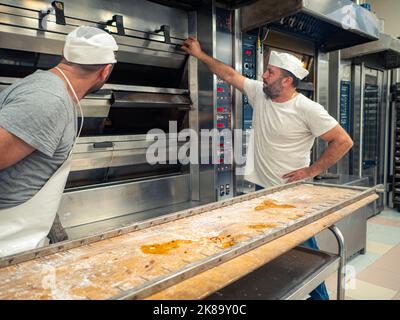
[{"left": 328, "top": 225, "right": 346, "bottom": 300}]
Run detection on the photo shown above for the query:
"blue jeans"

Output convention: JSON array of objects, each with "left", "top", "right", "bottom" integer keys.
[
  {"left": 301, "top": 237, "right": 330, "bottom": 300},
  {"left": 255, "top": 184, "right": 329, "bottom": 300}
]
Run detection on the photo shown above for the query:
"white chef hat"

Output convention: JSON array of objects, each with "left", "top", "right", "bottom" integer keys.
[
  {"left": 63, "top": 26, "right": 118, "bottom": 65},
  {"left": 268, "top": 51, "right": 309, "bottom": 80}
]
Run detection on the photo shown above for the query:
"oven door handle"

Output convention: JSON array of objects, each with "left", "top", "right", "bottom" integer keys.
[{"left": 93, "top": 141, "right": 114, "bottom": 149}]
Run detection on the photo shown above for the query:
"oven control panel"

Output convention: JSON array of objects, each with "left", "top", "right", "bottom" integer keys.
[
  {"left": 216, "top": 8, "right": 233, "bottom": 200},
  {"left": 242, "top": 34, "right": 257, "bottom": 131}
]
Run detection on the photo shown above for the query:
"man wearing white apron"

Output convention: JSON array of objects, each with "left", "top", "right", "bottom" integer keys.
[
  {"left": 0, "top": 26, "right": 118, "bottom": 257},
  {"left": 182, "top": 38, "right": 353, "bottom": 299}
]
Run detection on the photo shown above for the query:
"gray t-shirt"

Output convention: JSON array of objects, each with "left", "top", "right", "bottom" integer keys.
[{"left": 0, "top": 70, "right": 76, "bottom": 209}]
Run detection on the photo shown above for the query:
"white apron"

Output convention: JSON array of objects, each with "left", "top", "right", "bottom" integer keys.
[{"left": 0, "top": 67, "right": 83, "bottom": 258}]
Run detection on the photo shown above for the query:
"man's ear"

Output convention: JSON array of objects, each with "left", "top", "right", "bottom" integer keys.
[
  {"left": 282, "top": 76, "right": 292, "bottom": 88},
  {"left": 100, "top": 64, "right": 113, "bottom": 81}
]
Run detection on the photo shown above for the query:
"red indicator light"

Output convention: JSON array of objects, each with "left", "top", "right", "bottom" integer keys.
[
  {"left": 219, "top": 143, "right": 224, "bottom": 147},
  {"left": 220, "top": 158, "right": 224, "bottom": 163},
  {"left": 217, "top": 87, "right": 224, "bottom": 93},
  {"left": 217, "top": 123, "right": 224, "bottom": 128},
  {"left": 217, "top": 107, "right": 224, "bottom": 112},
  {"left": 245, "top": 50, "right": 252, "bottom": 55}
]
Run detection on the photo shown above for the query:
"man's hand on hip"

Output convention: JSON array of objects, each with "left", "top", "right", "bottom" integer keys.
[{"left": 282, "top": 167, "right": 316, "bottom": 183}]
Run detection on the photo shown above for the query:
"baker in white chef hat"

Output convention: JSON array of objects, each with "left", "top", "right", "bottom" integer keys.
[
  {"left": 0, "top": 26, "right": 120, "bottom": 257},
  {"left": 44, "top": 26, "right": 119, "bottom": 244},
  {"left": 262, "top": 50, "right": 309, "bottom": 100}
]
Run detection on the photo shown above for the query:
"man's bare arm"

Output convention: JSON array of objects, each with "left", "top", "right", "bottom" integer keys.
[
  {"left": 0, "top": 127, "right": 34, "bottom": 170},
  {"left": 309, "top": 124, "right": 353, "bottom": 176},
  {"left": 181, "top": 37, "right": 246, "bottom": 92},
  {"left": 283, "top": 124, "right": 353, "bottom": 182}
]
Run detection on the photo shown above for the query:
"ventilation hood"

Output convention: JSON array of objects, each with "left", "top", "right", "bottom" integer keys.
[
  {"left": 341, "top": 33, "right": 400, "bottom": 69},
  {"left": 148, "top": 0, "right": 258, "bottom": 10},
  {"left": 241, "top": 0, "right": 380, "bottom": 52}
]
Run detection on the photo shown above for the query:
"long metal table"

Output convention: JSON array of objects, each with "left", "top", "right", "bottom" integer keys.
[{"left": 0, "top": 181, "right": 379, "bottom": 300}]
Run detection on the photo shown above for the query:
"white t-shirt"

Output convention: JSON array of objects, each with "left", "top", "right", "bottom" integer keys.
[{"left": 243, "top": 78, "right": 338, "bottom": 188}]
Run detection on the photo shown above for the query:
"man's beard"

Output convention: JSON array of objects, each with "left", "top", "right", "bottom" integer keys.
[
  {"left": 86, "top": 66, "right": 114, "bottom": 95},
  {"left": 87, "top": 81, "right": 105, "bottom": 94},
  {"left": 263, "top": 81, "right": 283, "bottom": 99}
]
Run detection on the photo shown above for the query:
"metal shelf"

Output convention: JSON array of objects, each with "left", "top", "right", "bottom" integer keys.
[{"left": 205, "top": 246, "right": 339, "bottom": 300}]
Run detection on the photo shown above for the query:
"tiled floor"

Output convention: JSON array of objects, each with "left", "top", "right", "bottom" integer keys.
[{"left": 325, "top": 208, "right": 400, "bottom": 300}]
